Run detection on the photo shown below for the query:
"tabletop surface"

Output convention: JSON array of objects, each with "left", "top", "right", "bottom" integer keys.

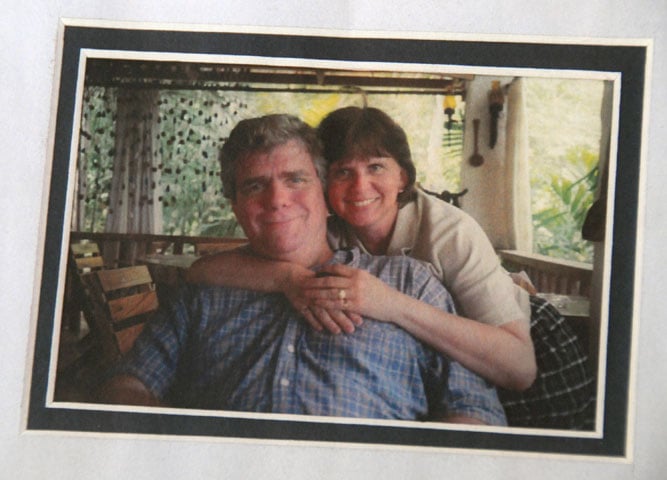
[
  {"left": 537, "top": 293, "right": 590, "bottom": 318},
  {"left": 139, "top": 253, "right": 200, "bottom": 269}
]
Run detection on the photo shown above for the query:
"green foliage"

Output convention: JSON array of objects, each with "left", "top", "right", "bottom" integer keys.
[
  {"left": 532, "top": 146, "right": 598, "bottom": 262},
  {"left": 77, "top": 88, "right": 117, "bottom": 232},
  {"left": 525, "top": 78, "right": 604, "bottom": 264}
]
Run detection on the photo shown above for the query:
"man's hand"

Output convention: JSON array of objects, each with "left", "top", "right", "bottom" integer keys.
[{"left": 94, "top": 375, "right": 162, "bottom": 407}]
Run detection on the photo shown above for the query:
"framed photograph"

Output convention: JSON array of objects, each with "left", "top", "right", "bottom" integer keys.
[{"left": 25, "top": 19, "right": 648, "bottom": 459}]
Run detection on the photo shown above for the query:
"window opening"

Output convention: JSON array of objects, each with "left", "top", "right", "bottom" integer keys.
[{"left": 524, "top": 78, "right": 604, "bottom": 263}]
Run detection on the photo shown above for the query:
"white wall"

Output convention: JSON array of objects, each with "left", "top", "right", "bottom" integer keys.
[
  {"left": 460, "top": 75, "right": 515, "bottom": 248},
  {"left": 2, "top": 1, "right": 666, "bottom": 479}
]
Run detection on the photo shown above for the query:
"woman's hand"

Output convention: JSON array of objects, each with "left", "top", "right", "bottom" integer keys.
[
  {"left": 184, "top": 249, "right": 362, "bottom": 334},
  {"left": 300, "top": 263, "right": 398, "bottom": 322},
  {"left": 280, "top": 264, "right": 363, "bottom": 335}
]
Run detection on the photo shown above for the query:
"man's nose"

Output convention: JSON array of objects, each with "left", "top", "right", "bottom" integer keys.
[{"left": 266, "top": 181, "right": 290, "bottom": 208}]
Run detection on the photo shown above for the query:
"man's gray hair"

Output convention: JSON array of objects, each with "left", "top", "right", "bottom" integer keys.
[{"left": 219, "top": 114, "right": 326, "bottom": 200}]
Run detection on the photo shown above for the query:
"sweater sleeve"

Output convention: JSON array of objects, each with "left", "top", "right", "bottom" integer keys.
[{"left": 409, "top": 192, "right": 529, "bottom": 327}]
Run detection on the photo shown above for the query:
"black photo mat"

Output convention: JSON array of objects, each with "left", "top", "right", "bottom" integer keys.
[{"left": 27, "top": 22, "right": 646, "bottom": 458}]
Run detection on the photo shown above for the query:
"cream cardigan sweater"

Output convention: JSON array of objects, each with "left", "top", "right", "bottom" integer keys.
[{"left": 328, "top": 188, "right": 530, "bottom": 327}]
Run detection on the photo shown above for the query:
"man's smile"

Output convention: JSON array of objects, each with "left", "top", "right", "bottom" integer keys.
[{"left": 262, "top": 215, "right": 302, "bottom": 225}]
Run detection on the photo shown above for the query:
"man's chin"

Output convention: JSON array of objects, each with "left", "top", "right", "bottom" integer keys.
[{"left": 253, "top": 239, "right": 302, "bottom": 261}]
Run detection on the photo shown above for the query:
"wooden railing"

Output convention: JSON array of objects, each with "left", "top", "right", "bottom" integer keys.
[
  {"left": 498, "top": 249, "right": 593, "bottom": 297},
  {"left": 70, "top": 234, "right": 593, "bottom": 297},
  {"left": 70, "top": 231, "right": 247, "bottom": 268}
]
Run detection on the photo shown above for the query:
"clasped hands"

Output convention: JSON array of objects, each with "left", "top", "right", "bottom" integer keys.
[{"left": 283, "top": 264, "right": 394, "bottom": 334}]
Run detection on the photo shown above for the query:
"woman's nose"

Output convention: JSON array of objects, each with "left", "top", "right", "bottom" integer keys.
[{"left": 350, "top": 172, "right": 369, "bottom": 191}]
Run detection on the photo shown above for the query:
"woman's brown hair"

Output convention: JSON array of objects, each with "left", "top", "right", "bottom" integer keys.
[{"left": 317, "top": 106, "right": 417, "bottom": 204}]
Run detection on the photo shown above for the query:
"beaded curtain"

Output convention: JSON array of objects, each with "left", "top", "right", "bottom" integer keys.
[{"left": 75, "top": 87, "right": 249, "bottom": 236}]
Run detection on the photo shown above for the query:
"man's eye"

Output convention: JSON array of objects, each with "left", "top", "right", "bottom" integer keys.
[
  {"left": 369, "top": 163, "right": 384, "bottom": 173},
  {"left": 284, "top": 175, "right": 310, "bottom": 188},
  {"left": 241, "top": 182, "right": 263, "bottom": 195}
]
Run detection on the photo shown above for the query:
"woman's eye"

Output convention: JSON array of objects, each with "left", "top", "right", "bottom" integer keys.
[
  {"left": 368, "top": 163, "right": 384, "bottom": 173},
  {"left": 331, "top": 169, "right": 350, "bottom": 179}
]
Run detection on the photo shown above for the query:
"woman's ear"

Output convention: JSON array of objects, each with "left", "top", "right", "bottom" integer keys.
[{"left": 399, "top": 169, "right": 409, "bottom": 192}]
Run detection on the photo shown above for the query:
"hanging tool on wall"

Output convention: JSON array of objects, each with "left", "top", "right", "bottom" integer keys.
[
  {"left": 488, "top": 80, "right": 505, "bottom": 149},
  {"left": 469, "top": 118, "right": 484, "bottom": 167}
]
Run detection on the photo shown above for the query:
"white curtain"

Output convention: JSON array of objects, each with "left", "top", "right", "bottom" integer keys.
[
  {"left": 504, "top": 78, "right": 532, "bottom": 251},
  {"left": 105, "top": 89, "right": 163, "bottom": 234}
]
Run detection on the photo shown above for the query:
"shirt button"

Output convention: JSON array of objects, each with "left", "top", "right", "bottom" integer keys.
[
  {"left": 280, "top": 378, "right": 290, "bottom": 387},
  {"left": 287, "top": 344, "right": 295, "bottom": 353}
]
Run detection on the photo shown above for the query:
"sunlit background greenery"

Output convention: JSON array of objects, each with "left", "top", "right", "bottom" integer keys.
[
  {"left": 525, "top": 78, "right": 603, "bottom": 262},
  {"left": 77, "top": 78, "right": 602, "bottom": 263}
]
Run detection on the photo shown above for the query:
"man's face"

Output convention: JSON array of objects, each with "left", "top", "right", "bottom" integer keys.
[{"left": 232, "top": 139, "right": 331, "bottom": 266}]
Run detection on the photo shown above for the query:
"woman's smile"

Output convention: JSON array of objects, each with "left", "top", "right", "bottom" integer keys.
[{"left": 347, "top": 197, "right": 379, "bottom": 208}]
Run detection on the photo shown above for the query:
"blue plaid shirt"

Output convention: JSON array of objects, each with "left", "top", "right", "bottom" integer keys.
[{"left": 116, "top": 248, "right": 506, "bottom": 425}]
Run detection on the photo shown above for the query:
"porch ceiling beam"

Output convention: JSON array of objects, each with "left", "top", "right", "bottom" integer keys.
[{"left": 84, "top": 59, "right": 468, "bottom": 94}]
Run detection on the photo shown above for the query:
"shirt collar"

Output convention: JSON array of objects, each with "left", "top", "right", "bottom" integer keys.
[
  {"left": 385, "top": 193, "right": 421, "bottom": 256},
  {"left": 312, "top": 247, "right": 361, "bottom": 273}
]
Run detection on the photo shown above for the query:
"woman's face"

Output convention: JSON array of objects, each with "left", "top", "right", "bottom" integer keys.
[{"left": 327, "top": 155, "right": 408, "bottom": 239}]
